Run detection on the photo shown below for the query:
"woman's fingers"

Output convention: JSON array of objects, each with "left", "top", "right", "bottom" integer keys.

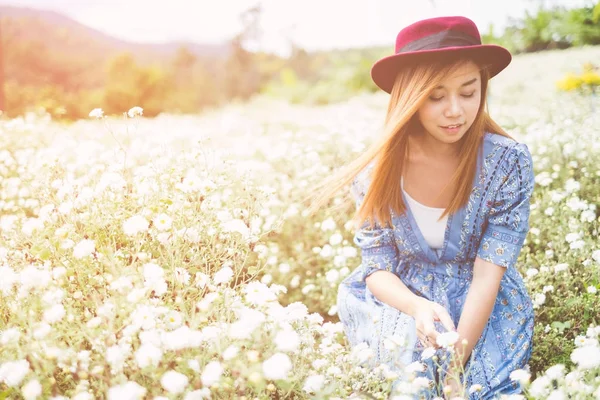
[{"left": 433, "top": 305, "right": 456, "bottom": 332}]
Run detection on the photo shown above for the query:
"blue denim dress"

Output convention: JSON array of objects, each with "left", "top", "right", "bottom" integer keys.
[{"left": 337, "top": 132, "right": 535, "bottom": 399}]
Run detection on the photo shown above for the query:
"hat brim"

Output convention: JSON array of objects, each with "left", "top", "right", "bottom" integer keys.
[{"left": 370, "top": 45, "right": 512, "bottom": 94}]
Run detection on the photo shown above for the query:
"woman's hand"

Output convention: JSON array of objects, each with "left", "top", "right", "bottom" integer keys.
[{"left": 411, "top": 297, "right": 455, "bottom": 347}]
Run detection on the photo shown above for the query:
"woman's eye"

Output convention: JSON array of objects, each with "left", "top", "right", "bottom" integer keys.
[
  {"left": 429, "top": 96, "right": 443, "bottom": 101},
  {"left": 461, "top": 92, "right": 476, "bottom": 98}
]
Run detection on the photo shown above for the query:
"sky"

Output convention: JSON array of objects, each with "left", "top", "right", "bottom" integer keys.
[{"left": 0, "top": 0, "right": 592, "bottom": 56}]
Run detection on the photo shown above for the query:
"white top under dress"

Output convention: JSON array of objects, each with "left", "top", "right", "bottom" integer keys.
[{"left": 400, "top": 177, "right": 447, "bottom": 256}]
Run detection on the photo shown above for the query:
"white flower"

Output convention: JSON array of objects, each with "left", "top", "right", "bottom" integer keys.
[
  {"left": 123, "top": 215, "right": 149, "bottom": 236},
  {"left": 153, "top": 214, "right": 172, "bottom": 231},
  {"left": 160, "top": 371, "right": 189, "bottom": 394},
  {"left": 106, "top": 344, "right": 130, "bottom": 373},
  {"left": 436, "top": 331, "right": 459, "bottom": 348},
  {"left": 547, "top": 389, "right": 566, "bottom": 400},
  {"left": 88, "top": 108, "right": 104, "bottom": 118},
  {"left": 127, "top": 106, "right": 143, "bottom": 118},
  {"left": 0, "top": 328, "right": 20, "bottom": 345},
  {"left": 200, "top": 361, "right": 223, "bottom": 388},
  {"left": 183, "top": 389, "right": 211, "bottom": 400},
  {"left": 22, "top": 379, "right": 42, "bottom": 400},
  {"left": 533, "top": 293, "right": 546, "bottom": 308},
  {"left": 244, "top": 281, "right": 276, "bottom": 305},
  {"left": 275, "top": 329, "right": 300, "bottom": 352},
  {"left": 135, "top": 344, "right": 163, "bottom": 368},
  {"left": 303, "top": 374, "right": 325, "bottom": 393},
  {"left": 262, "top": 353, "right": 292, "bottom": 380},
  {"left": 0, "top": 359, "right": 30, "bottom": 387},
  {"left": 223, "top": 345, "right": 239, "bottom": 361},
  {"left": 320, "top": 218, "right": 336, "bottom": 231},
  {"left": 545, "top": 364, "right": 565, "bottom": 380},
  {"left": 570, "top": 346, "right": 600, "bottom": 369},
  {"left": 554, "top": 263, "right": 569, "bottom": 273},
  {"left": 542, "top": 285, "right": 554, "bottom": 293},
  {"left": 213, "top": 266, "right": 234, "bottom": 285},
  {"left": 509, "top": 369, "right": 531, "bottom": 385},
  {"left": 468, "top": 384, "right": 483, "bottom": 394},
  {"left": 587, "top": 286, "right": 597, "bottom": 294},
  {"left": 420, "top": 347, "right": 436, "bottom": 361},
  {"left": 73, "top": 239, "right": 95, "bottom": 259},
  {"left": 107, "top": 381, "right": 147, "bottom": 400},
  {"left": 43, "top": 304, "right": 66, "bottom": 324},
  {"left": 222, "top": 219, "right": 250, "bottom": 238},
  {"left": 325, "top": 269, "right": 340, "bottom": 283},
  {"left": 33, "top": 323, "right": 51, "bottom": 340},
  {"left": 329, "top": 233, "right": 343, "bottom": 246},
  {"left": 592, "top": 249, "right": 600, "bottom": 262}
]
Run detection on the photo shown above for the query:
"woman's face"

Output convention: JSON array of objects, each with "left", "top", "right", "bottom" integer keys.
[{"left": 417, "top": 61, "right": 482, "bottom": 146}]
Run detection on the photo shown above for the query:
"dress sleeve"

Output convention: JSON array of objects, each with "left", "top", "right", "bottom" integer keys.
[
  {"left": 476, "top": 143, "right": 535, "bottom": 269},
  {"left": 351, "top": 172, "right": 399, "bottom": 281}
]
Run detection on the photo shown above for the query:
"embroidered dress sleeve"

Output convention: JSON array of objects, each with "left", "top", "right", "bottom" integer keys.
[
  {"left": 351, "top": 174, "right": 399, "bottom": 281},
  {"left": 477, "top": 143, "right": 535, "bottom": 269}
]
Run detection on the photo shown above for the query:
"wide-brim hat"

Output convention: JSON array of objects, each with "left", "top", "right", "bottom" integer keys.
[{"left": 371, "top": 16, "right": 512, "bottom": 93}]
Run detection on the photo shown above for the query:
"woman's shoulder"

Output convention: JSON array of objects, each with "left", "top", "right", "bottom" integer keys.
[{"left": 482, "top": 132, "right": 532, "bottom": 163}]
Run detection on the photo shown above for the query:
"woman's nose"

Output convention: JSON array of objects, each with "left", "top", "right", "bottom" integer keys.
[{"left": 444, "top": 96, "right": 463, "bottom": 118}]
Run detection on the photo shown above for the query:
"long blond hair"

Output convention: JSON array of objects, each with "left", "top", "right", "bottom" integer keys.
[{"left": 308, "top": 57, "right": 513, "bottom": 227}]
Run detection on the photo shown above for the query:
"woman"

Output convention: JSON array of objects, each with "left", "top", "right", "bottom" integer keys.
[{"left": 315, "top": 16, "right": 536, "bottom": 399}]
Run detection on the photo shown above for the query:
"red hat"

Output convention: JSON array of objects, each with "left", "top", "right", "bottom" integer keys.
[{"left": 371, "top": 16, "right": 512, "bottom": 93}]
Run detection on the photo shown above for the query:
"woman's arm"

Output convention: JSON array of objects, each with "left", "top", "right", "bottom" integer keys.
[
  {"left": 453, "top": 256, "right": 505, "bottom": 367},
  {"left": 367, "top": 271, "right": 456, "bottom": 343}
]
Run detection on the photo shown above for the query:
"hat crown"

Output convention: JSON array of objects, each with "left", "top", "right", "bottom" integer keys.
[{"left": 394, "top": 16, "right": 481, "bottom": 54}]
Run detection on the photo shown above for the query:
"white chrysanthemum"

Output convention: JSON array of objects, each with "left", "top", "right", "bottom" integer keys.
[
  {"left": 262, "top": 353, "right": 292, "bottom": 380},
  {"left": 213, "top": 266, "right": 234, "bottom": 285},
  {"left": 106, "top": 344, "right": 130, "bottom": 373},
  {"left": 303, "top": 374, "right": 325, "bottom": 393},
  {"left": 43, "top": 304, "right": 66, "bottom": 324},
  {"left": 72, "top": 239, "right": 96, "bottom": 259},
  {"left": 164, "top": 310, "right": 183, "bottom": 330},
  {"left": 127, "top": 106, "right": 144, "bottom": 118},
  {"left": 22, "top": 379, "right": 42, "bottom": 400},
  {"left": 0, "top": 359, "right": 30, "bottom": 387},
  {"left": 275, "top": 328, "right": 300, "bottom": 352},
  {"left": 123, "top": 215, "right": 149, "bottom": 236},
  {"left": 325, "top": 269, "right": 340, "bottom": 283},
  {"left": 160, "top": 371, "right": 189, "bottom": 394},
  {"left": 153, "top": 214, "right": 172, "bottom": 231},
  {"left": 221, "top": 219, "right": 250, "bottom": 238},
  {"left": 546, "top": 389, "right": 566, "bottom": 400},
  {"left": 244, "top": 281, "right": 276, "bottom": 305},
  {"left": 320, "top": 218, "right": 336, "bottom": 231},
  {"left": 351, "top": 342, "right": 374, "bottom": 364},
  {"left": 571, "top": 345, "right": 600, "bottom": 369},
  {"left": 0, "top": 328, "right": 20, "bottom": 345},
  {"left": 183, "top": 389, "right": 211, "bottom": 400},
  {"left": 200, "top": 361, "right": 223, "bottom": 387},
  {"left": 0, "top": 265, "right": 18, "bottom": 295},
  {"left": 329, "top": 233, "right": 343, "bottom": 246},
  {"left": 533, "top": 293, "right": 546, "bottom": 308},
  {"left": 420, "top": 347, "right": 436, "bottom": 361},
  {"left": 592, "top": 250, "right": 600, "bottom": 262},
  {"left": 228, "top": 308, "right": 265, "bottom": 340},
  {"left": 89, "top": 108, "right": 104, "bottom": 118},
  {"left": 468, "top": 384, "right": 483, "bottom": 394},
  {"left": 33, "top": 323, "right": 51, "bottom": 340},
  {"left": 545, "top": 364, "right": 565, "bottom": 380},
  {"left": 19, "top": 266, "right": 51, "bottom": 292},
  {"left": 436, "top": 331, "right": 460, "bottom": 348},
  {"left": 107, "top": 381, "right": 146, "bottom": 400},
  {"left": 554, "top": 263, "right": 569, "bottom": 273},
  {"left": 135, "top": 343, "right": 163, "bottom": 368},
  {"left": 509, "top": 369, "right": 531, "bottom": 385},
  {"left": 588, "top": 286, "right": 598, "bottom": 294},
  {"left": 222, "top": 345, "right": 239, "bottom": 361}
]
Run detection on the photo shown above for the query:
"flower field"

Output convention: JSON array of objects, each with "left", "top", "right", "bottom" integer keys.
[{"left": 0, "top": 46, "right": 600, "bottom": 399}]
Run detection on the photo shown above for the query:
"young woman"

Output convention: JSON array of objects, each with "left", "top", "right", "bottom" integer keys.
[{"left": 318, "top": 16, "right": 535, "bottom": 399}]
